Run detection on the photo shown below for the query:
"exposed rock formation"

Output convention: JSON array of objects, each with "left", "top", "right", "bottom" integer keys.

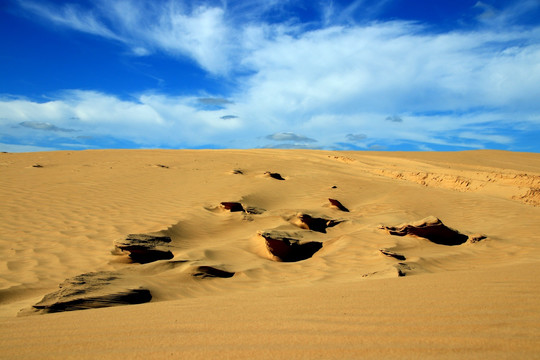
[
  {"left": 328, "top": 198, "right": 349, "bottom": 212},
  {"left": 379, "top": 249, "right": 406, "bottom": 261},
  {"left": 264, "top": 172, "right": 285, "bottom": 180},
  {"left": 259, "top": 231, "right": 322, "bottom": 262},
  {"left": 114, "top": 234, "right": 174, "bottom": 263},
  {"left": 23, "top": 272, "right": 151, "bottom": 314},
  {"left": 219, "top": 202, "right": 265, "bottom": 215},
  {"left": 220, "top": 202, "right": 245, "bottom": 212},
  {"left": 379, "top": 216, "right": 469, "bottom": 246},
  {"left": 395, "top": 263, "right": 411, "bottom": 277},
  {"left": 292, "top": 214, "right": 342, "bottom": 233},
  {"left": 193, "top": 266, "right": 235, "bottom": 278}
]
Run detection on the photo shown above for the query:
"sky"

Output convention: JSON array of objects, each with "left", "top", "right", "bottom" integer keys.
[{"left": 1, "top": 0, "right": 540, "bottom": 152}]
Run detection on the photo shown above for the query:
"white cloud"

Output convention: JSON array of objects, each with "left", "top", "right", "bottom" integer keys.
[
  {"left": 474, "top": 0, "right": 540, "bottom": 26},
  {"left": 4, "top": 0, "right": 540, "bottom": 151},
  {"left": 18, "top": 0, "right": 237, "bottom": 74},
  {"left": 0, "top": 91, "right": 244, "bottom": 149},
  {"left": 0, "top": 143, "right": 58, "bottom": 153},
  {"left": 17, "top": 0, "right": 122, "bottom": 41}
]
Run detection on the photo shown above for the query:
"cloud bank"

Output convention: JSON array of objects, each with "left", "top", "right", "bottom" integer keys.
[{"left": 2, "top": 0, "right": 540, "bottom": 152}]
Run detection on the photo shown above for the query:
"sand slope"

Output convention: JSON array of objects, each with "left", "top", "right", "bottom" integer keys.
[{"left": 1, "top": 149, "right": 539, "bottom": 358}]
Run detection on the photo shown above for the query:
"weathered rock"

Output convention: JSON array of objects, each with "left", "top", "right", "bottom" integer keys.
[
  {"left": 193, "top": 266, "right": 235, "bottom": 279},
  {"left": 328, "top": 198, "right": 349, "bottom": 212},
  {"left": 219, "top": 202, "right": 265, "bottom": 215},
  {"left": 468, "top": 234, "right": 488, "bottom": 243},
  {"left": 114, "top": 234, "right": 174, "bottom": 263},
  {"left": 293, "top": 214, "right": 343, "bottom": 233},
  {"left": 380, "top": 216, "right": 469, "bottom": 246},
  {"left": 244, "top": 206, "right": 265, "bottom": 215},
  {"left": 24, "top": 272, "right": 151, "bottom": 314},
  {"left": 379, "top": 249, "right": 406, "bottom": 261},
  {"left": 395, "top": 263, "right": 411, "bottom": 277},
  {"left": 265, "top": 172, "right": 285, "bottom": 180},
  {"left": 260, "top": 231, "right": 322, "bottom": 262},
  {"left": 220, "top": 202, "right": 245, "bottom": 212}
]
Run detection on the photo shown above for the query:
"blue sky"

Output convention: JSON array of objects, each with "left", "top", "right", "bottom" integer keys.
[{"left": 1, "top": 0, "right": 539, "bottom": 152}]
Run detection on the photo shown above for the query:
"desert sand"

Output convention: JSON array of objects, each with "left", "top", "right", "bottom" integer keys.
[{"left": 1, "top": 149, "right": 539, "bottom": 359}]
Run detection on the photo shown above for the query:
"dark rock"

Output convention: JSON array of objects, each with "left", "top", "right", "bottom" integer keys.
[
  {"left": 193, "top": 266, "right": 235, "bottom": 279},
  {"left": 469, "top": 234, "right": 488, "bottom": 243},
  {"left": 244, "top": 206, "right": 266, "bottom": 215},
  {"left": 220, "top": 202, "right": 245, "bottom": 212},
  {"left": 294, "top": 214, "right": 343, "bottom": 233},
  {"left": 232, "top": 169, "right": 244, "bottom": 174},
  {"left": 32, "top": 164, "right": 43, "bottom": 168},
  {"left": 395, "top": 263, "right": 411, "bottom": 277},
  {"left": 328, "top": 198, "right": 349, "bottom": 212},
  {"left": 219, "top": 202, "right": 265, "bottom": 215},
  {"left": 26, "top": 272, "right": 151, "bottom": 314},
  {"left": 260, "top": 231, "right": 322, "bottom": 262},
  {"left": 379, "top": 249, "right": 406, "bottom": 261},
  {"left": 114, "top": 234, "right": 174, "bottom": 263},
  {"left": 380, "top": 216, "right": 469, "bottom": 246},
  {"left": 265, "top": 172, "right": 285, "bottom": 180}
]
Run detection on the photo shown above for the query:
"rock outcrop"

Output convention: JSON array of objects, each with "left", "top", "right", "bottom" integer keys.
[
  {"left": 114, "top": 234, "right": 174, "bottom": 263},
  {"left": 380, "top": 216, "right": 469, "bottom": 246},
  {"left": 259, "top": 231, "right": 322, "bottom": 262},
  {"left": 193, "top": 266, "right": 235, "bottom": 278},
  {"left": 291, "top": 214, "right": 342, "bottom": 233},
  {"left": 328, "top": 198, "right": 349, "bottom": 212},
  {"left": 23, "top": 272, "right": 151, "bottom": 315}
]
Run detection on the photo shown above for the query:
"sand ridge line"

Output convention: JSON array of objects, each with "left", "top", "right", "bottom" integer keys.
[{"left": 333, "top": 154, "right": 540, "bottom": 206}]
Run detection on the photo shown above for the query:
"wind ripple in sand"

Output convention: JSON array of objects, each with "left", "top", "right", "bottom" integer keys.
[
  {"left": 4, "top": 150, "right": 536, "bottom": 318},
  {"left": 23, "top": 206, "right": 492, "bottom": 315}
]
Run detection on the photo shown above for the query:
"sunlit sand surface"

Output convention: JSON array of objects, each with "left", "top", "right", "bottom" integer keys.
[{"left": 1, "top": 149, "right": 539, "bottom": 358}]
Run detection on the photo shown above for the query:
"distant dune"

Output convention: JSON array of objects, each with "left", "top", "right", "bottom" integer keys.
[{"left": 1, "top": 149, "right": 539, "bottom": 359}]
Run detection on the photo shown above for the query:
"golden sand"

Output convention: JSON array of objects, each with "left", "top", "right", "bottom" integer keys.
[{"left": 1, "top": 149, "right": 539, "bottom": 358}]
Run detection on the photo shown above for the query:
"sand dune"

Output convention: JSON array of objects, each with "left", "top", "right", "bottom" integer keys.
[{"left": 1, "top": 149, "right": 539, "bottom": 358}]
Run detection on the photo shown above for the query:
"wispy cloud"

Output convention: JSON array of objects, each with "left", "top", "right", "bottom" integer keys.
[
  {"left": 3, "top": 0, "right": 540, "bottom": 152},
  {"left": 17, "top": 0, "right": 122, "bottom": 40},
  {"left": 474, "top": 0, "right": 540, "bottom": 26},
  {"left": 17, "top": 0, "right": 237, "bottom": 74}
]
